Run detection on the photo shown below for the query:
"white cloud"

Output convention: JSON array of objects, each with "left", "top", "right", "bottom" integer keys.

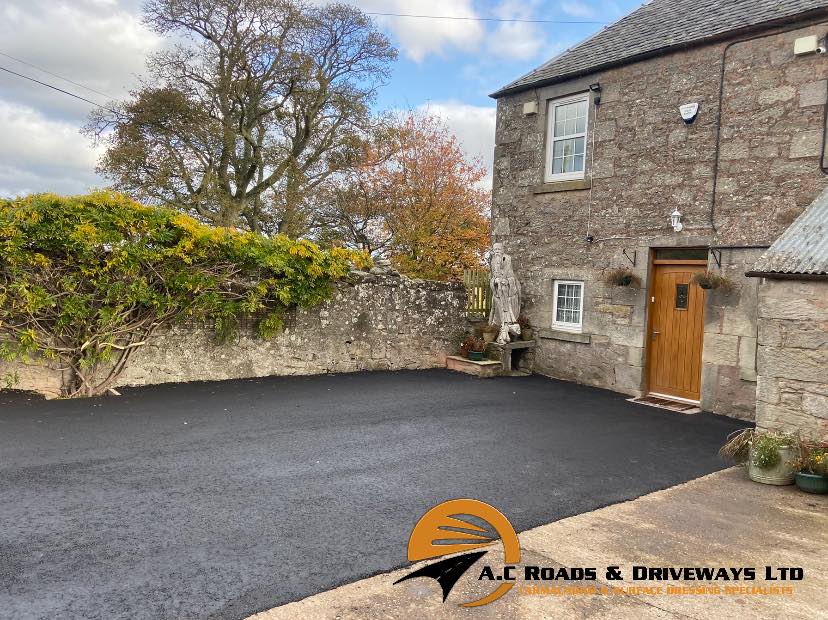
[
  {"left": 487, "top": 0, "right": 545, "bottom": 61},
  {"left": 0, "top": 0, "right": 160, "bottom": 195},
  {"left": 418, "top": 101, "right": 497, "bottom": 189},
  {"left": 560, "top": 1, "right": 597, "bottom": 18},
  {"left": 0, "top": 1, "right": 503, "bottom": 196},
  {"left": 0, "top": 101, "right": 104, "bottom": 197},
  {"left": 340, "top": 0, "right": 484, "bottom": 62},
  {"left": 0, "top": 1, "right": 160, "bottom": 121}
]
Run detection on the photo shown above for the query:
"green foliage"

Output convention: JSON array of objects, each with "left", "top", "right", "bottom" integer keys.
[
  {"left": 0, "top": 192, "right": 370, "bottom": 397},
  {"left": 3, "top": 371, "right": 18, "bottom": 390},
  {"left": 751, "top": 433, "right": 796, "bottom": 470},
  {"left": 721, "top": 429, "right": 797, "bottom": 470}
]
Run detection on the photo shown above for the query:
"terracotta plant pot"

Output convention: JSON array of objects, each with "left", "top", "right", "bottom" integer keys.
[
  {"left": 520, "top": 328, "right": 534, "bottom": 341},
  {"left": 468, "top": 351, "right": 484, "bottom": 361},
  {"left": 482, "top": 331, "right": 496, "bottom": 344},
  {"left": 747, "top": 445, "right": 796, "bottom": 485},
  {"left": 795, "top": 472, "right": 828, "bottom": 494}
]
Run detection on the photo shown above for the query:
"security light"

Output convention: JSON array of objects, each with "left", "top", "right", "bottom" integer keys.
[{"left": 589, "top": 83, "right": 602, "bottom": 105}]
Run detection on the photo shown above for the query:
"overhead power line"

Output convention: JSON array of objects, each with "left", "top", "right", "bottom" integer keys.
[
  {"left": 365, "top": 12, "right": 606, "bottom": 24},
  {"left": 0, "top": 9, "right": 608, "bottom": 115},
  {"left": 0, "top": 51, "right": 116, "bottom": 100},
  {"left": 0, "top": 66, "right": 117, "bottom": 114}
]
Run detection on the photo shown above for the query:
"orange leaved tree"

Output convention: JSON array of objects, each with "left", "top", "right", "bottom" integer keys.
[{"left": 318, "top": 112, "right": 490, "bottom": 281}]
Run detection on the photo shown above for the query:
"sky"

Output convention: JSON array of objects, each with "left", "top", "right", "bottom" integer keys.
[{"left": 0, "top": 0, "right": 643, "bottom": 197}]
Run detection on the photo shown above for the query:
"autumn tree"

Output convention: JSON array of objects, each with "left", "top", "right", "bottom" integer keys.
[
  {"left": 87, "top": 0, "right": 396, "bottom": 237},
  {"left": 317, "top": 113, "right": 491, "bottom": 281}
]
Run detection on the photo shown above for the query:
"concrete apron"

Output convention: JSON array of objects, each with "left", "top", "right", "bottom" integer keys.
[{"left": 249, "top": 468, "right": 827, "bottom": 619}]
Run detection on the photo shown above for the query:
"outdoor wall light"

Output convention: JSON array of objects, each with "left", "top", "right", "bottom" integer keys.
[
  {"left": 589, "top": 82, "right": 602, "bottom": 105},
  {"left": 670, "top": 208, "right": 684, "bottom": 232}
]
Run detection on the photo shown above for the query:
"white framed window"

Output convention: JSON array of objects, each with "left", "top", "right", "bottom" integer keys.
[
  {"left": 552, "top": 280, "right": 584, "bottom": 331},
  {"left": 545, "top": 93, "right": 589, "bottom": 182}
]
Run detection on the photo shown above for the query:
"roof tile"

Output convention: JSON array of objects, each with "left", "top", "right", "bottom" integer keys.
[{"left": 492, "top": 0, "right": 828, "bottom": 97}]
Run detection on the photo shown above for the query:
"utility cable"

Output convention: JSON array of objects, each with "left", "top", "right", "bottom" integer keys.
[
  {"left": 0, "top": 51, "right": 115, "bottom": 100},
  {"left": 0, "top": 65, "right": 117, "bottom": 114},
  {"left": 366, "top": 13, "right": 606, "bottom": 24}
]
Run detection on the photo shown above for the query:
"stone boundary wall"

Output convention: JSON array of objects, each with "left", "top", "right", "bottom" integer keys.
[
  {"left": 756, "top": 279, "right": 828, "bottom": 442},
  {"left": 1, "top": 271, "right": 467, "bottom": 398}
]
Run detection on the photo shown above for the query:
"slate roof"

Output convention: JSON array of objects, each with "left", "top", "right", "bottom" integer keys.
[
  {"left": 749, "top": 187, "right": 828, "bottom": 277},
  {"left": 492, "top": 0, "right": 828, "bottom": 98}
]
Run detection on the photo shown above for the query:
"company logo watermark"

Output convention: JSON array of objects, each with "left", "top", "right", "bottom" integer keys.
[{"left": 394, "top": 499, "right": 804, "bottom": 607}]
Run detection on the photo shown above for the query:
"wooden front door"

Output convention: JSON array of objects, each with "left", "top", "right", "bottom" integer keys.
[{"left": 646, "top": 263, "right": 706, "bottom": 402}]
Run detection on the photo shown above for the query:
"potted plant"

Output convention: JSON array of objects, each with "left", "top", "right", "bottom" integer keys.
[
  {"left": 720, "top": 429, "right": 798, "bottom": 485},
  {"left": 790, "top": 444, "right": 828, "bottom": 494},
  {"left": 481, "top": 323, "right": 500, "bottom": 344},
  {"left": 691, "top": 270, "right": 734, "bottom": 291},
  {"left": 460, "top": 335, "right": 487, "bottom": 361},
  {"left": 517, "top": 314, "right": 533, "bottom": 341},
  {"left": 604, "top": 267, "right": 640, "bottom": 287}
]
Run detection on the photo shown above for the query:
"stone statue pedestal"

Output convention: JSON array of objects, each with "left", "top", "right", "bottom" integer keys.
[
  {"left": 486, "top": 340, "right": 536, "bottom": 375},
  {"left": 445, "top": 355, "right": 502, "bottom": 378}
]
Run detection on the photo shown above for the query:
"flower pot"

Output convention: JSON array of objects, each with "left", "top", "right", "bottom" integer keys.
[
  {"left": 747, "top": 445, "right": 796, "bottom": 485},
  {"left": 482, "top": 331, "right": 496, "bottom": 344},
  {"left": 520, "top": 328, "right": 534, "bottom": 341},
  {"left": 795, "top": 472, "right": 828, "bottom": 494},
  {"left": 468, "top": 351, "right": 484, "bottom": 361}
]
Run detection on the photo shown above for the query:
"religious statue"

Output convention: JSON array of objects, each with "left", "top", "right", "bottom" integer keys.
[{"left": 489, "top": 243, "right": 521, "bottom": 344}]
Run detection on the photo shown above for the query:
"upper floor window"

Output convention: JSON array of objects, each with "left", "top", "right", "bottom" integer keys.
[{"left": 545, "top": 94, "right": 589, "bottom": 182}]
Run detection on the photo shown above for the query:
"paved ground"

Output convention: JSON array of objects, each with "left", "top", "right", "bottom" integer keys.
[
  {"left": 0, "top": 369, "right": 748, "bottom": 619},
  {"left": 255, "top": 469, "right": 828, "bottom": 620}
]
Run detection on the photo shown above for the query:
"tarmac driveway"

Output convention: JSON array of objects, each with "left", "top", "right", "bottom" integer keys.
[{"left": 0, "top": 369, "right": 749, "bottom": 619}]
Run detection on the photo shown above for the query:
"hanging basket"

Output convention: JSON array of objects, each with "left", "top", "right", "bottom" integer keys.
[{"left": 691, "top": 271, "right": 734, "bottom": 291}]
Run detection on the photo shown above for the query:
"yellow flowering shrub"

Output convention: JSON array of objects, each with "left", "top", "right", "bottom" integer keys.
[{"left": 0, "top": 192, "right": 370, "bottom": 397}]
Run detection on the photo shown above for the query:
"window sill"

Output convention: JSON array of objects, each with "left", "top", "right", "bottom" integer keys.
[
  {"left": 539, "top": 328, "right": 591, "bottom": 344},
  {"left": 533, "top": 179, "right": 591, "bottom": 194}
]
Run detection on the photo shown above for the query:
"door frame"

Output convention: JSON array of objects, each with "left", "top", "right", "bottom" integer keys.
[{"left": 643, "top": 250, "right": 709, "bottom": 399}]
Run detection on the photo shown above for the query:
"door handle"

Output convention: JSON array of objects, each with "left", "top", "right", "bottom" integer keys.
[{"left": 652, "top": 330, "right": 660, "bottom": 340}]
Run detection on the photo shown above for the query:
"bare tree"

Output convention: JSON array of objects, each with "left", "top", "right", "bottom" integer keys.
[{"left": 87, "top": 0, "right": 396, "bottom": 237}]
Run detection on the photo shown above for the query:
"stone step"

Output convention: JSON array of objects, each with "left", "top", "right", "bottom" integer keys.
[{"left": 445, "top": 355, "right": 502, "bottom": 378}]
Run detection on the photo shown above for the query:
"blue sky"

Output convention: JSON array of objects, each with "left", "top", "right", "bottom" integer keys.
[
  {"left": 0, "top": 0, "right": 643, "bottom": 196},
  {"left": 371, "top": 0, "right": 637, "bottom": 110}
]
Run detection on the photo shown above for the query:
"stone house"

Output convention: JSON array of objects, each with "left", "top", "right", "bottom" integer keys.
[{"left": 490, "top": 0, "right": 828, "bottom": 435}]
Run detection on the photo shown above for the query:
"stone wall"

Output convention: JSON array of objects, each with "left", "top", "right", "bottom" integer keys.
[
  {"left": 700, "top": 248, "right": 763, "bottom": 420},
  {"left": 1, "top": 271, "right": 467, "bottom": 398},
  {"left": 756, "top": 279, "right": 828, "bottom": 442},
  {"left": 492, "top": 18, "right": 828, "bottom": 418}
]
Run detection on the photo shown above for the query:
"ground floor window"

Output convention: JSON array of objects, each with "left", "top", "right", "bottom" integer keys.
[{"left": 553, "top": 280, "right": 584, "bottom": 331}]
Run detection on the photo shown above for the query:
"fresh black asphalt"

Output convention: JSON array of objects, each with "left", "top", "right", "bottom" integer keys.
[{"left": 0, "top": 369, "right": 749, "bottom": 619}]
